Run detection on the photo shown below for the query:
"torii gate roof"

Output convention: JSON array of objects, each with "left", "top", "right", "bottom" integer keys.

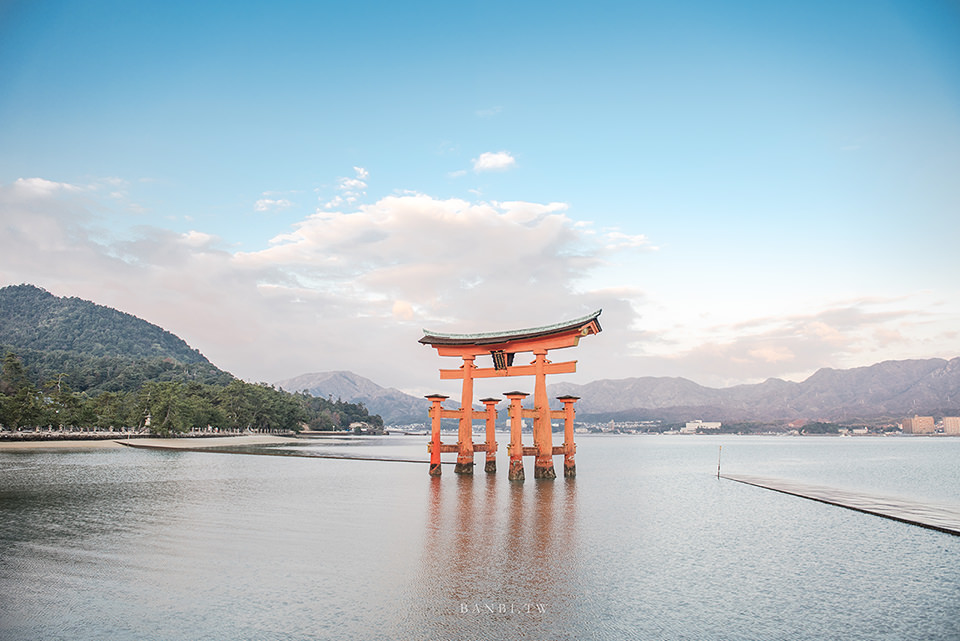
[{"left": 420, "top": 309, "right": 602, "bottom": 347}]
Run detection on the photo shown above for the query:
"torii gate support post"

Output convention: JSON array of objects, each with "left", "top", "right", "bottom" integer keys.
[
  {"left": 426, "top": 394, "right": 448, "bottom": 476},
  {"left": 480, "top": 398, "right": 499, "bottom": 473},
  {"left": 558, "top": 395, "right": 579, "bottom": 478},
  {"left": 505, "top": 392, "right": 528, "bottom": 481},
  {"left": 532, "top": 350, "right": 556, "bottom": 479},
  {"left": 454, "top": 355, "right": 477, "bottom": 475}
]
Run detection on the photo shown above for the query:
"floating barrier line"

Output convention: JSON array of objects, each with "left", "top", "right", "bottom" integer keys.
[
  {"left": 117, "top": 440, "right": 448, "bottom": 464},
  {"left": 722, "top": 473, "right": 960, "bottom": 537}
]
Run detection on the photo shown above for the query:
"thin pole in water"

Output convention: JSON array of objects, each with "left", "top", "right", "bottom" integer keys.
[{"left": 717, "top": 445, "right": 722, "bottom": 479}]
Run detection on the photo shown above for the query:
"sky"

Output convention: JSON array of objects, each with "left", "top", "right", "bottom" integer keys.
[{"left": 1, "top": 0, "right": 959, "bottom": 399}]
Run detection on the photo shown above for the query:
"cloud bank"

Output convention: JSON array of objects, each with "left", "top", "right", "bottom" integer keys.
[
  {"left": 0, "top": 178, "right": 645, "bottom": 392},
  {"left": 1, "top": 177, "right": 955, "bottom": 395}
]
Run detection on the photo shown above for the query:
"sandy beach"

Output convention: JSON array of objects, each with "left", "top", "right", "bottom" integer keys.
[
  {"left": 0, "top": 434, "right": 300, "bottom": 452},
  {"left": 0, "top": 438, "right": 127, "bottom": 451},
  {"left": 127, "top": 435, "right": 300, "bottom": 449}
]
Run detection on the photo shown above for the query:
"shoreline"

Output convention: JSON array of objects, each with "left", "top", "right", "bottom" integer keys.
[
  {"left": 0, "top": 437, "right": 127, "bottom": 450},
  {"left": 0, "top": 434, "right": 300, "bottom": 451},
  {"left": 125, "top": 435, "right": 301, "bottom": 449}
]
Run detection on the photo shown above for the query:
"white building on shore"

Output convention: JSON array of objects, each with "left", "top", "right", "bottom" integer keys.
[{"left": 681, "top": 420, "right": 722, "bottom": 434}]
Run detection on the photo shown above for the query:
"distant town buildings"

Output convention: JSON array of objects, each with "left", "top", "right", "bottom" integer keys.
[
  {"left": 944, "top": 417, "right": 960, "bottom": 435},
  {"left": 681, "top": 420, "right": 721, "bottom": 434},
  {"left": 902, "top": 415, "right": 935, "bottom": 434}
]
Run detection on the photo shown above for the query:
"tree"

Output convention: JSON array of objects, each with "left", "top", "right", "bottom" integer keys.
[
  {"left": 0, "top": 352, "right": 44, "bottom": 428},
  {"left": 43, "top": 374, "right": 80, "bottom": 428},
  {"left": 0, "top": 349, "right": 376, "bottom": 433},
  {"left": 801, "top": 421, "right": 840, "bottom": 434},
  {"left": 180, "top": 383, "right": 227, "bottom": 430},
  {"left": 90, "top": 391, "right": 133, "bottom": 430},
  {"left": 138, "top": 381, "right": 188, "bottom": 436},
  {"left": 0, "top": 352, "right": 31, "bottom": 396}
]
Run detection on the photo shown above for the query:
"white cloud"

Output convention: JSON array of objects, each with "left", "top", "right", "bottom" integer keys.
[
  {"left": 338, "top": 178, "right": 367, "bottom": 191},
  {"left": 473, "top": 151, "right": 516, "bottom": 172},
  {"left": 602, "top": 230, "right": 656, "bottom": 251},
  {"left": 13, "top": 177, "right": 82, "bottom": 195},
  {"left": 323, "top": 167, "right": 369, "bottom": 209},
  {"left": 0, "top": 179, "right": 650, "bottom": 392},
  {"left": 9, "top": 176, "right": 157, "bottom": 217},
  {"left": 392, "top": 300, "right": 415, "bottom": 320},
  {"left": 180, "top": 230, "right": 219, "bottom": 247},
  {"left": 495, "top": 200, "right": 568, "bottom": 224},
  {"left": 255, "top": 198, "right": 294, "bottom": 212},
  {"left": 246, "top": 194, "right": 588, "bottom": 304}
]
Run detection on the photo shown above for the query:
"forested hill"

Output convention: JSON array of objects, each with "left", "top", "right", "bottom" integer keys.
[
  {"left": 0, "top": 284, "right": 209, "bottom": 364},
  {"left": 0, "top": 284, "right": 382, "bottom": 434},
  {"left": 0, "top": 283, "right": 231, "bottom": 394}
]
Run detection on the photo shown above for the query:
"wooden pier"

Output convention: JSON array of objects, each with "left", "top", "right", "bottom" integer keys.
[{"left": 722, "top": 474, "right": 960, "bottom": 536}]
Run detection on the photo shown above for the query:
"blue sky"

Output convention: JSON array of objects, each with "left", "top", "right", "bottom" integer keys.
[{"left": 1, "top": 0, "right": 959, "bottom": 396}]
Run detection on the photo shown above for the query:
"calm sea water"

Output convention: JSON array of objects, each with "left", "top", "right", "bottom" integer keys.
[{"left": 1, "top": 434, "right": 958, "bottom": 641}]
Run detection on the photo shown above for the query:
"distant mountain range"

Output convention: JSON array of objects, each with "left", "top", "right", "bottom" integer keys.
[
  {"left": 551, "top": 357, "right": 960, "bottom": 422},
  {"left": 275, "top": 371, "right": 430, "bottom": 425},
  {"left": 278, "top": 358, "right": 960, "bottom": 425}
]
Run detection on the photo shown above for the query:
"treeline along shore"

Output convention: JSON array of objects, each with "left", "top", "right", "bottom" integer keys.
[{"left": 0, "top": 351, "right": 383, "bottom": 437}]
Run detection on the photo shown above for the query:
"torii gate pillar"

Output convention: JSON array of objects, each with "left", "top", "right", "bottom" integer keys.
[
  {"left": 426, "top": 394, "right": 448, "bottom": 476},
  {"left": 480, "top": 397, "right": 499, "bottom": 473},
  {"left": 505, "top": 391, "right": 528, "bottom": 481},
  {"left": 532, "top": 349, "right": 555, "bottom": 479},
  {"left": 558, "top": 395, "right": 580, "bottom": 478},
  {"left": 454, "top": 355, "right": 476, "bottom": 474}
]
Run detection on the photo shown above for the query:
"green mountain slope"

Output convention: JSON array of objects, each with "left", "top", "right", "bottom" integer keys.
[
  {"left": 0, "top": 284, "right": 208, "bottom": 363},
  {"left": 0, "top": 284, "right": 232, "bottom": 393}
]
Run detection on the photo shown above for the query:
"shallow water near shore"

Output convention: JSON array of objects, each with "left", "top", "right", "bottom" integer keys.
[{"left": 1, "top": 434, "right": 959, "bottom": 640}]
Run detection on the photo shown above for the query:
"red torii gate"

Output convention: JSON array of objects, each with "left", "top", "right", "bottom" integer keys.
[{"left": 420, "top": 310, "right": 602, "bottom": 480}]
